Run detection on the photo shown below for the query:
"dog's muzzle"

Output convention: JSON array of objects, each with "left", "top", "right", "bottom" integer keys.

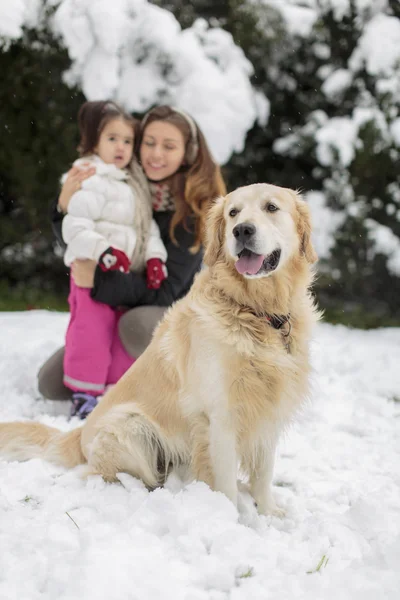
[{"left": 232, "top": 223, "right": 281, "bottom": 276}]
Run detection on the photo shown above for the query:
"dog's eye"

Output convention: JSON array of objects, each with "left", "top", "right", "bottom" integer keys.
[
  {"left": 267, "top": 203, "right": 278, "bottom": 212},
  {"left": 229, "top": 208, "right": 238, "bottom": 217}
]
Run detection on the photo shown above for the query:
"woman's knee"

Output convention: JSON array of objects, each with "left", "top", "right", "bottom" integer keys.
[
  {"left": 37, "top": 346, "right": 71, "bottom": 400},
  {"left": 118, "top": 306, "right": 167, "bottom": 358}
]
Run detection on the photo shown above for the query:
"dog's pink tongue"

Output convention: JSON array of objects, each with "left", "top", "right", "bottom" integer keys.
[{"left": 235, "top": 253, "right": 264, "bottom": 275}]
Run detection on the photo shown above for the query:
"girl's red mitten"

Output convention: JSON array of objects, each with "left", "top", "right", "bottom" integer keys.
[
  {"left": 99, "top": 247, "right": 130, "bottom": 273},
  {"left": 146, "top": 258, "right": 167, "bottom": 289}
]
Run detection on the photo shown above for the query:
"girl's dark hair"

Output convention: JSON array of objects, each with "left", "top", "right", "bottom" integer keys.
[
  {"left": 135, "top": 105, "right": 227, "bottom": 251},
  {"left": 77, "top": 101, "right": 136, "bottom": 156}
]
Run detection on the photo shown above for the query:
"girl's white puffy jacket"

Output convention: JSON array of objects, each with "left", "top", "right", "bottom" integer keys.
[{"left": 62, "top": 156, "right": 167, "bottom": 267}]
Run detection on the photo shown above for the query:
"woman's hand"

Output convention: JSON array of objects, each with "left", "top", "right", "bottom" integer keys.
[
  {"left": 71, "top": 259, "right": 97, "bottom": 288},
  {"left": 58, "top": 163, "right": 96, "bottom": 213}
]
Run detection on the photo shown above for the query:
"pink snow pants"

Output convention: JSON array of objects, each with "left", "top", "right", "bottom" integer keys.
[{"left": 63, "top": 278, "right": 135, "bottom": 395}]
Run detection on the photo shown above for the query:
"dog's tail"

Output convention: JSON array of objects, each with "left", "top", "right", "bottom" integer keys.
[{"left": 0, "top": 422, "right": 86, "bottom": 468}]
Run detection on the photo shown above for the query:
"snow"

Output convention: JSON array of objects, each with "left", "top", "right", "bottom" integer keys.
[
  {"left": 315, "top": 107, "right": 391, "bottom": 168},
  {"left": 321, "top": 69, "right": 352, "bottom": 101},
  {"left": 264, "top": 0, "right": 389, "bottom": 27},
  {"left": 318, "top": 0, "right": 389, "bottom": 21},
  {"left": 1, "top": 310, "right": 399, "bottom": 599},
  {"left": 0, "top": 0, "right": 41, "bottom": 42},
  {"left": 349, "top": 13, "right": 400, "bottom": 78},
  {"left": 307, "top": 191, "right": 346, "bottom": 260},
  {"left": 315, "top": 116, "right": 360, "bottom": 168},
  {"left": 365, "top": 219, "right": 400, "bottom": 276},
  {"left": 390, "top": 118, "right": 400, "bottom": 147},
  {"left": 265, "top": 1, "right": 318, "bottom": 37},
  {"left": 0, "top": 0, "right": 267, "bottom": 165}
]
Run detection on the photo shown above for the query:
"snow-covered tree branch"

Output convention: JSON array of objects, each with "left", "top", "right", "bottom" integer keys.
[{"left": 0, "top": 0, "right": 269, "bottom": 164}]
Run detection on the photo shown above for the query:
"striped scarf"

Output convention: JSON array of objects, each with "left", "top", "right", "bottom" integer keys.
[{"left": 149, "top": 182, "right": 175, "bottom": 212}]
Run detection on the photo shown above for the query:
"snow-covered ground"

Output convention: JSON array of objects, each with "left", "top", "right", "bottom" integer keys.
[{"left": 0, "top": 310, "right": 399, "bottom": 599}]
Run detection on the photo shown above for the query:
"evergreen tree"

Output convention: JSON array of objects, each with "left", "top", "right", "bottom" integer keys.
[
  {"left": 0, "top": 25, "right": 84, "bottom": 301},
  {"left": 270, "top": 2, "right": 400, "bottom": 320}
]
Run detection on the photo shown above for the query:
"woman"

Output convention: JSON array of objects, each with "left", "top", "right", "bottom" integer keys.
[{"left": 38, "top": 105, "right": 227, "bottom": 403}]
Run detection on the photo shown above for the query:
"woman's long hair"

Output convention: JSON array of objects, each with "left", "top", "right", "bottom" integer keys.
[{"left": 136, "top": 106, "right": 227, "bottom": 252}]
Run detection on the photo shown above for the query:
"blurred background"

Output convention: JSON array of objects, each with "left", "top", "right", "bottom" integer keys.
[{"left": 1, "top": 0, "right": 399, "bottom": 327}]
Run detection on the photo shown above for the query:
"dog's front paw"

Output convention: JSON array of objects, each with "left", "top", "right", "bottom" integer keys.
[{"left": 257, "top": 500, "right": 285, "bottom": 518}]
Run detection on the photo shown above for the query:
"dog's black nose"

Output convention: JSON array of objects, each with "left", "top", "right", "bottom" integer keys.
[{"left": 232, "top": 222, "right": 256, "bottom": 244}]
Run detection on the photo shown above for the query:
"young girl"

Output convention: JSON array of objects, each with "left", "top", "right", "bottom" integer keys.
[{"left": 62, "top": 101, "right": 167, "bottom": 418}]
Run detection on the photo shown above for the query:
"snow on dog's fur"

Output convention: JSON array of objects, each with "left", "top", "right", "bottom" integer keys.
[{"left": 0, "top": 183, "right": 319, "bottom": 516}]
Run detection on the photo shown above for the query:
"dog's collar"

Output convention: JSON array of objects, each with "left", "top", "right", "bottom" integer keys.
[
  {"left": 263, "top": 312, "right": 290, "bottom": 330},
  {"left": 250, "top": 310, "right": 292, "bottom": 352},
  {"left": 226, "top": 290, "right": 293, "bottom": 351}
]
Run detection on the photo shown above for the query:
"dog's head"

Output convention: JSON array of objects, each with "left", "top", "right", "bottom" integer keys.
[{"left": 204, "top": 183, "right": 317, "bottom": 277}]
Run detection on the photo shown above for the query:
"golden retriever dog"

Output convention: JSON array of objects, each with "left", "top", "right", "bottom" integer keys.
[{"left": 0, "top": 183, "right": 319, "bottom": 516}]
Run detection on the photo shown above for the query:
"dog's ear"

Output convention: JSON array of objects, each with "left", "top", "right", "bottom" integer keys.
[
  {"left": 294, "top": 193, "right": 318, "bottom": 264},
  {"left": 203, "top": 196, "right": 226, "bottom": 267}
]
